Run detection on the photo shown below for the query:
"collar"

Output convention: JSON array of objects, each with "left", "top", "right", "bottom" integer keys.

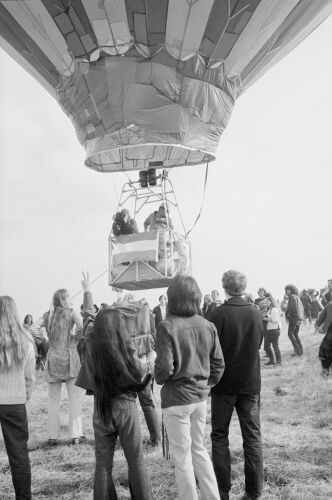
[{"left": 225, "top": 296, "right": 250, "bottom": 306}]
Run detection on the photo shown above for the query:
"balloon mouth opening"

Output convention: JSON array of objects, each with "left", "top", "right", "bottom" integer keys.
[{"left": 85, "top": 144, "right": 215, "bottom": 173}]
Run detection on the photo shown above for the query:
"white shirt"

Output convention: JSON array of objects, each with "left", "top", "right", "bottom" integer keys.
[
  {"left": 160, "top": 304, "right": 167, "bottom": 321},
  {"left": 266, "top": 307, "right": 281, "bottom": 330}
]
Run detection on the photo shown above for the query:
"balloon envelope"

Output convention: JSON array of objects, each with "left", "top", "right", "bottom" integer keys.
[{"left": 1, "top": 0, "right": 331, "bottom": 173}]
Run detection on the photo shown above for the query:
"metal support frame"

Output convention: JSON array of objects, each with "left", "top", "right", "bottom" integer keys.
[{"left": 116, "top": 170, "right": 187, "bottom": 236}]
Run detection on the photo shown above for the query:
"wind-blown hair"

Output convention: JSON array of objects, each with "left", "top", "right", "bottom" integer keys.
[
  {"left": 167, "top": 274, "right": 202, "bottom": 317},
  {"left": 91, "top": 309, "right": 150, "bottom": 422},
  {"left": 0, "top": 296, "right": 33, "bottom": 372},
  {"left": 285, "top": 284, "right": 299, "bottom": 296},
  {"left": 47, "top": 289, "right": 73, "bottom": 340}
]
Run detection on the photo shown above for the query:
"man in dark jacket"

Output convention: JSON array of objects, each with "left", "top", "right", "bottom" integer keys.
[
  {"left": 316, "top": 301, "right": 332, "bottom": 375},
  {"left": 285, "top": 284, "right": 304, "bottom": 356},
  {"left": 152, "top": 295, "right": 168, "bottom": 328},
  {"left": 202, "top": 294, "right": 216, "bottom": 322},
  {"left": 211, "top": 270, "right": 264, "bottom": 500}
]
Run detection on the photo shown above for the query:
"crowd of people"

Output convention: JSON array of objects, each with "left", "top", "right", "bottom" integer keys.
[{"left": 1, "top": 273, "right": 331, "bottom": 499}]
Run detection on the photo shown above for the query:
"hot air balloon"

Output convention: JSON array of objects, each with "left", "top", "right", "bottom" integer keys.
[{"left": 1, "top": 0, "right": 331, "bottom": 289}]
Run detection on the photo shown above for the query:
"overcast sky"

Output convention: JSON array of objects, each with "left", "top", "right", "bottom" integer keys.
[{"left": 1, "top": 16, "right": 331, "bottom": 320}]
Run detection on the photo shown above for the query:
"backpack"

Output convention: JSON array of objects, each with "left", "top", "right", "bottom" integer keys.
[{"left": 110, "top": 300, "right": 155, "bottom": 358}]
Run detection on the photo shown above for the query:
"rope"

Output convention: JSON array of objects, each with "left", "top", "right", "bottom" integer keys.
[
  {"left": 70, "top": 269, "right": 108, "bottom": 301},
  {"left": 185, "top": 161, "right": 209, "bottom": 238},
  {"left": 167, "top": 174, "right": 187, "bottom": 236}
]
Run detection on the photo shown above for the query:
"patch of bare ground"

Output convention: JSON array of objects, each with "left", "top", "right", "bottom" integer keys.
[{"left": 1, "top": 322, "right": 331, "bottom": 499}]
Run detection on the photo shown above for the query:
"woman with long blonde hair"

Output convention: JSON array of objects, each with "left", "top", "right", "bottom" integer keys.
[
  {"left": 34, "top": 288, "right": 84, "bottom": 445},
  {"left": 0, "top": 295, "right": 35, "bottom": 499}
]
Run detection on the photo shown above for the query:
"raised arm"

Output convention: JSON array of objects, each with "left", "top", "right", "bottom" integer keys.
[{"left": 80, "top": 272, "right": 97, "bottom": 340}]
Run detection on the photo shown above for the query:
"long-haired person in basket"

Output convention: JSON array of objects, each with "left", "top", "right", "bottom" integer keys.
[{"left": 0, "top": 296, "right": 35, "bottom": 499}]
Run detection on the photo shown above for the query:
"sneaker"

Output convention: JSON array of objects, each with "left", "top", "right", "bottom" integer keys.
[{"left": 264, "top": 360, "right": 275, "bottom": 366}]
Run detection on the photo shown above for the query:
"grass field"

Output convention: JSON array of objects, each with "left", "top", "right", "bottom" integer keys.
[{"left": 1, "top": 322, "right": 331, "bottom": 499}]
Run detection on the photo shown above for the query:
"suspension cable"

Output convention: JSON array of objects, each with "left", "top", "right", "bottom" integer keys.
[{"left": 185, "top": 161, "right": 209, "bottom": 238}]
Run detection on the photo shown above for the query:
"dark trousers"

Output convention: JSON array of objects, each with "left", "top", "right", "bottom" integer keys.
[
  {"left": 0, "top": 404, "right": 31, "bottom": 499},
  {"left": 93, "top": 397, "right": 152, "bottom": 500},
  {"left": 211, "top": 393, "right": 263, "bottom": 498},
  {"left": 288, "top": 321, "right": 303, "bottom": 355},
  {"left": 265, "top": 328, "right": 281, "bottom": 364},
  {"left": 262, "top": 321, "right": 268, "bottom": 354},
  {"left": 137, "top": 379, "right": 161, "bottom": 442},
  {"left": 36, "top": 339, "right": 49, "bottom": 369},
  {"left": 319, "top": 329, "right": 332, "bottom": 370}
]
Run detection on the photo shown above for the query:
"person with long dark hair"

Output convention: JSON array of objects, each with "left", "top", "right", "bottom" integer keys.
[
  {"left": 76, "top": 274, "right": 153, "bottom": 500},
  {"left": 0, "top": 296, "right": 35, "bottom": 499},
  {"left": 154, "top": 274, "right": 224, "bottom": 500},
  {"left": 34, "top": 289, "right": 84, "bottom": 445}
]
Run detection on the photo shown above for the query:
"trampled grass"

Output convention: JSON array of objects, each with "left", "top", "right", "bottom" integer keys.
[{"left": 1, "top": 322, "right": 331, "bottom": 499}]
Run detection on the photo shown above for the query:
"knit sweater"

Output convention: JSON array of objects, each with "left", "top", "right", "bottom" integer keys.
[{"left": 0, "top": 341, "right": 35, "bottom": 404}]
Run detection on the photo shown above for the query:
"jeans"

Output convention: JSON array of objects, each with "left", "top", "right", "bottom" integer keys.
[
  {"left": 93, "top": 397, "right": 152, "bottom": 500},
  {"left": 265, "top": 328, "right": 281, "bottom": 364},
  {"left": 48, "top": 378, "right": 83, "bottom": 439},
  {"left": 0, "top": 404, "right": 31, "bottom": 499},
  {"left": 163, "top": 400, "right": 220, "bottom": 500},
  {"left": 288, "top": 321, "right": 303, "bottom": 356},
  {"left": 211, "top": 393, "right": 263, "bottom": 498},
  {"left": 137, "top": 379, "right": 161, "bottom": 442}
]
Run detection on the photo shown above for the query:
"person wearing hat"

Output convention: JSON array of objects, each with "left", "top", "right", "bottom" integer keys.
[
  {"left": 144, "top": 203, "right": 173, "bottom": 232},
  {"left": 112, "top": 208, "right": 138, "bottom": 236}
]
